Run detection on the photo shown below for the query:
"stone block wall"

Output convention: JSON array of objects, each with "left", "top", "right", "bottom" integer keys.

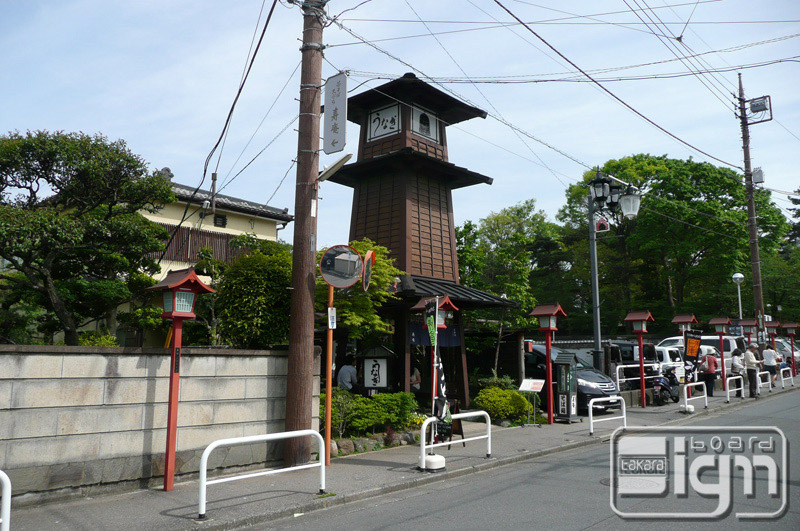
[{"left": 0, "top": 345, "right": 320, "bottom": 499}]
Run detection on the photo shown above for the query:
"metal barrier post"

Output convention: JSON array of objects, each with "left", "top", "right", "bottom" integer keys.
[
  {"left": 198, "top": 429, "right": 325, "bottom": 520},
  {"left": 780, "top": 367, "right": 794, "bottom": 388},
  {"left": 588, "top": 396, "right": 626, "bottom": 435},
  {"left": 615, "top": 363, "right": 661, "bottom": 390},
  {"left": 756, "top": 370, "right": 771, "bottom": 394},
  {"left": 0, "top": 470, "right": 10, "bottom": 531},
  {"left": 419, "top": 411, "right": 491, "bottom": 470},
  {"left": 725, "top": 375, "right": 744, "bottom": 403},
  {"left": 682, "top": 381, "right": 708, "bottom": 411}
]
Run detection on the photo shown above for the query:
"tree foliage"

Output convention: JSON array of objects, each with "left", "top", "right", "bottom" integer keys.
[
  {"left": 0, "top": 130, "right": 174, "bottom": 344},
  {"left": 216, "top": 242, "right": 293, "bottom": 348}
]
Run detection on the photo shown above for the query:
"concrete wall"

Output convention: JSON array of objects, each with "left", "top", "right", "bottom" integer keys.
[{"left": 0, "top": 345, "right": 320, "bottom": 500}]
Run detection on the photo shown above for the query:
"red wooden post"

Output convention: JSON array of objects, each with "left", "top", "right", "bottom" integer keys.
[
  {"left": 718, "top": 332, "right": 727, "bottom": 392},
  {"left": 163, "top": 318, "right": 183, "bottom": 491},
  {"left": 545, "top": 330, "right": 554, "bottom": 424},
  {"left": 636, "top": 331, "right": 646, "bottom": 408}
]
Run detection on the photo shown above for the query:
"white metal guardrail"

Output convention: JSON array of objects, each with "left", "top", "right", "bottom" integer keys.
[
  {"left": 615, "top": 363, "right": 661, "bottom": 390},
  {"left": 588, "top": 396, "right": 626, "bottom": 435},
  {"left": 198, "top": 429, "right": 325, "bottom": 520},
  {"left": 725, "top": 375, "right": 744, "bottom": 403},
  {"left": 0, "top": 469, "right": 10, "bottom": 531},
  {"left": 419, "top": 411, "right": 491, "bottom": 470},
  {"left": 756, "top": 370, "right": 771, "bottom": 394},
  {"left": 780, "top": 367, "right": 794, "bottom": 388},
  {"left": 682, "top": 381, "right": 708, "bottom": 411}
]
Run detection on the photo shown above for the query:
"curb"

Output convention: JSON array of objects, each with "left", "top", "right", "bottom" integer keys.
[{"left": 195, "top": 384, "right": 800, "bottom": 530}]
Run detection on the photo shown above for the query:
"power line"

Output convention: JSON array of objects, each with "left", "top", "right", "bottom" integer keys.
[
  {"left": 403, "top": 0, "right": 569, "bottom": 188},
  {"left": 159, "top": 0, "right": 280, "bottom": 265},
  {"left": 266, "top": 159, "right": 298, "bottom": 205},
  {"left": 218, "top": 60, "right": 301, "bottom": 189},
  {"left": 491, "top": 0, "right": 742, "bottom": 169}
]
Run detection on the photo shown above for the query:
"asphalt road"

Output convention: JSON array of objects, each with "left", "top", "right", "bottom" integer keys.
[{"left": 259, "top": 394, "right": 799, "bottom": 530}]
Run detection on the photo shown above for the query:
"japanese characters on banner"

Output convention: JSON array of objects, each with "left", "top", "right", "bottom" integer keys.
[
  {"left": 323, "top": 72, "right": 347, "bottom": 154},
  {"left": 425, "top": 298, "right": 448, "bottom": 419},
  {"left": 684, "top": 329, "right": 703, "bottom": 383}
]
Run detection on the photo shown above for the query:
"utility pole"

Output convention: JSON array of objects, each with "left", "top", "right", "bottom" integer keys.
[
  {"left": 588, "top": 194, "right": 602, "bottom": 368},
  {"left": 737, "top": 73, "right": 766, "bottom": 336},
  {"left": 285, "top": 1, "right": 325, "bottom": 466}
]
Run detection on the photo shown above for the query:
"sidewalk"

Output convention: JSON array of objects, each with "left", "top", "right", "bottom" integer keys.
[{"left": 9, "top": 383, "right": 799, "bottom": 531}]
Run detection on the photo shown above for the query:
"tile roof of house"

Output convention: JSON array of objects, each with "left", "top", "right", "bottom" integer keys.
[{"left": 170, "top": 181, "right": 294, "bottom": 222}]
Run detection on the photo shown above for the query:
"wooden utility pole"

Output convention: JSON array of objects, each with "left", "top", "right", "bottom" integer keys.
[
  {"left": 284, "top": 1, "right": 324, "bottom": 466},
  {"left": 737, "top": 74, "right": 766, "bottom": 332}
]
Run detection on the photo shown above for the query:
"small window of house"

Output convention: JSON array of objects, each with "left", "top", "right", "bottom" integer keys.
[{"left": 213, "top": 214, "right": 227, "bottom": 228}]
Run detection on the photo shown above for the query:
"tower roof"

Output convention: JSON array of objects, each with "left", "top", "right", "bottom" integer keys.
[
  {"left": 347, "top": 73, "right": 487, "bottom": 126},
  {"left": 328, "top": 148, "right": 493, "bottom": 189}
]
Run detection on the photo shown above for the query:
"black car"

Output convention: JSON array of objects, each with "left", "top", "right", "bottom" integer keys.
[{"left": 525, "top": 345, "right": 620, "bottom": 411}]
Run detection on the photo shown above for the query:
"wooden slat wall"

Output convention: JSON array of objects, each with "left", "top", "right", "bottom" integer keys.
[
  {"left": 351, "top": 175, "right": 406, "bottom": 269},
  {"left": 408, "top": 175, "right": 456, "bottom": 281},
  {"left": 153, "top": 223, "right": 243, "bottom": 263}
]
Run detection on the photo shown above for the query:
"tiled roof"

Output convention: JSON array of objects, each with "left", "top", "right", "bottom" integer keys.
[
  {"left": 170, "top": 182, "right": 294, "bottom": 222},
  {"left": 397, "top": 275, "right": 517, "bottom": 310}
]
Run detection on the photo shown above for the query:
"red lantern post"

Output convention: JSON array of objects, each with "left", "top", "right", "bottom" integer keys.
[
  {"left": 783, "top": 323, "right": 798, "bottom": 376},
  {"left": 740, "top": 318, "right": 757, "bottom": 346},
  {"left": 709, "top": 317, "right": 731, "bottom": 391},
  {"left": 146, "top": 268, "right": 214, "bottom": 491},
  {"left": 765, "top": 321, "right": 781, "bottom": 350},
  {"left": 625, "top": 311, "right": 654, "bottom": 408},
  {"left": 530, "top": 304, "right": 567, "bottom": 425}
]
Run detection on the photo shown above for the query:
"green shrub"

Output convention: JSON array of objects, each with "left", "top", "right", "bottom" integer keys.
[
  {"left": 477, "top": 370, "right": 518, "bottom": 391},
  {"left": 319, "top": 390, "right": 419, "bottom": 437},
  {"left": 473, "top": 387, "right": 533, "bottom": 423},
  {"left": 78, "top": 332, "right": 119, "bottom": 347}
]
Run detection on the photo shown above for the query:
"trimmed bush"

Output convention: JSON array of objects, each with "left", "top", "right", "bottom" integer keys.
[
  {"left": 473, "top": 386, "right": 534, "bottom": 423},
  {"left": 319, "top": 390, "right": 419, "bottom": 437}
]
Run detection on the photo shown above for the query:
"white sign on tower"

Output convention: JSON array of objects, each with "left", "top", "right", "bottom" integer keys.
[{"left": 324, "top": 72, "right": 347, "bottom": 154}]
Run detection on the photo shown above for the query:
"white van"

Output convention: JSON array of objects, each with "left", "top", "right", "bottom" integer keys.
[
  {"left": 656, "top": 335, "right": 746, "bottom": 373},
  {"left": 655, "top": 346, "right": 685, "bottom": 382}
]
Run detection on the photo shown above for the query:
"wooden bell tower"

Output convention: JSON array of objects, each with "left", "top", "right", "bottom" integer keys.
[{"left": 329, "top": 73, "right": 491, "bottom": 282}]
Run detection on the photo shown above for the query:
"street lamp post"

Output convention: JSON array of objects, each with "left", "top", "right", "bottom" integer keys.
[
  {"left": 588, "top": 169, "right": 640, "bottom": 370},
  {"left": 732, "top": 273, "right": 744, "bottom": 320}
]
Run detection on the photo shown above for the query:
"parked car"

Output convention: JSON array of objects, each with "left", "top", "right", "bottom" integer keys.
[
  {"left": 525, "top": 345, "right": 619, "bottom": 412},
  {"left": 774, "top": 338, "right": 798, "bottom": 365},
  {"left": 656, "top": 335, "right": 746, "bottom": 374},
  {"left": 605, "top": 340, "right": 660, "bottom": 390}
]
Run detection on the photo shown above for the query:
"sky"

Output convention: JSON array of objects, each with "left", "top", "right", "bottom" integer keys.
[{"left": 2, "top": 0, "right": 798, "bottom": 248}]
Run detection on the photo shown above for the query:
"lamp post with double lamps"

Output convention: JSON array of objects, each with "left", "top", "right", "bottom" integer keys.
[{"left": 588, "top": 169, "right": 641, "bottom": 369}]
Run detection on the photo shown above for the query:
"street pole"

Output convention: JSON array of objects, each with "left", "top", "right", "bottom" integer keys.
[
  {"left": 588, "top": 195, "right": 602, "bottom": 370},
  {"left": 163, "top": 319, "right": 183, "bottom": 491},
  {"left": 285, "top": 2, "right": 324, "bottom": 466},
  {"left": 736, "top": 282, "right": 743, "bottom": 320},
  {"left": 737, "top": 74, "right": 766, "bottom": 334},
  {"left": 636, "top": 331, "right": 646, "bottom": 409},
  {"left": 324, "top": 284, "right": 333, "bottom": 466}
]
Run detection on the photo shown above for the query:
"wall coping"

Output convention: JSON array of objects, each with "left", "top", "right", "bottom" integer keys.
[{"left": 0, "top": 345, "right": 290, "bottom": 357}]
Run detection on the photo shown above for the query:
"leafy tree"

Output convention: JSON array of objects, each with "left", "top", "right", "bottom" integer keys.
[
  {"left": 0, "top": 130, "right": 174, "bottom": 344},
  {"left": 216, "top": 244, "right": 293, "bottom": 348},
  {"left": 557, "top": 154, "right": 787, "bottom": 333},
  {"left": 315, "top": 239, "right": 401, "bottom": 340}
]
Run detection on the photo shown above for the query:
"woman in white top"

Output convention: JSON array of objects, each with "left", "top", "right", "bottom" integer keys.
[{"left": 761, "top": 345, "right": 780, "bottom": 387}]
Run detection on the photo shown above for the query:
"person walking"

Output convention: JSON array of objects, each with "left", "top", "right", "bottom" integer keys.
[
  {"left": 730, "top": 348, "right": 744, "bottom": 398},
  {"left": 761, "top": 343, "right": 779, "bottom": 387},
  {"left": 700, "top": 350, "right": 718, "bottom": 397},
  {"left": 744, "top": 344, "right": 763, "bottom": 398}
]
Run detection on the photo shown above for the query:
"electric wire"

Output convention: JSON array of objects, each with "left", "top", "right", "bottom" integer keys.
[
  {"left": 218, "top": 60, "right": 301, "bottom": 191},
  {"left": 621, "top": 0, "right": 732, "bottom": 112},
  {"left": 491, "top": 0, "right": 742, "bottom": 169},
  {"left": 266, "top": 159, "right": 298, "bottom": 205},
  {"left": 158, "top": 0, "right": 279, "bottom": 265},
  {"left": 213, "top": 0, "right": 270, "bottom": 175},
  {"left": 403, "top": 0, "right": 569, "bottom": 188}
]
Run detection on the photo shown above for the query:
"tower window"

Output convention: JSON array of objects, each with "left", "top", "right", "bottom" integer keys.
[{"left": 412, "top": 106, "right": 438, "bottom": 142}]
